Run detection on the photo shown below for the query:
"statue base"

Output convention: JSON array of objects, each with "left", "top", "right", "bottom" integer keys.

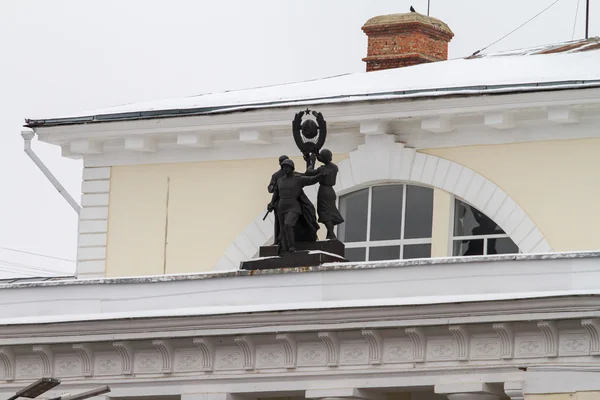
[
  {"left": 258, "top": 239, "right": 345, "bottom": 258},
  {"left": 240, "top": 250, "right": 346, "bottom": 271},
  {"left": 240, "top": 240, "right": 347, "bottom": 271}
]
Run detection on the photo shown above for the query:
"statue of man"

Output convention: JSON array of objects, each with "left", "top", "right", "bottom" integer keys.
[
  {"left": 268, "top": 159, "right": 322, "bottom": 254},
  {"left": 267, "top": 155, "right": 290, "bottom": 245},
  {"left": 305, "top": 149, "right": 344, "bottom": 239}
]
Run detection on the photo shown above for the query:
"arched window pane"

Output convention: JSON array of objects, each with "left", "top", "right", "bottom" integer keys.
[
  {"left": 495, "top": 237, "right": 519, "bottom": 254},
  {"left": 370, "top": 185, "right": 403, "bottom": 241},
  {"left": 453, "top": 199, "right": 519, "bottom": 256},
  {"left": 454, "top": 200, "right": 505, "bottom": 236},
  {"left": 404, "top": 185, "right": 434, "bottom": 239},
  {"left": 338, "top": 188, "right": 368, "bottom": 242}
]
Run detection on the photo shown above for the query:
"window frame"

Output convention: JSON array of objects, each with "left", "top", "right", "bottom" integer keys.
[
  {"left": 338, "top": 184, "right": 433, "bottom": 261},
  {"left": 451, "top": 198, "right": 520, "bottom": 256}
]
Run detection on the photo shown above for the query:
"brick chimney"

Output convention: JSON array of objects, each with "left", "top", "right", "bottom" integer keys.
[{"left": 362, "top": 12, "right": 454, "bottom": 72}]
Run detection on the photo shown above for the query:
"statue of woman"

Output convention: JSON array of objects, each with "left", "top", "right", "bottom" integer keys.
[{"left": 306, "top": 149, "right": 344, "bottom": 240}]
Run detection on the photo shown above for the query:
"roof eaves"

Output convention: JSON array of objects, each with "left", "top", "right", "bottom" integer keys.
[{"left": 25, "top": 79, "right": 600, "bottom": 128}]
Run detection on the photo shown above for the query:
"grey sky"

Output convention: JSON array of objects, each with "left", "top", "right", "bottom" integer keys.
[{"left": 0, "top": 0, "right": 596, "bottom": 276}]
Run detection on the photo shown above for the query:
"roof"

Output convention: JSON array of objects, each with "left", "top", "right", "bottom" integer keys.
[{"left": 25, "top": 37, "right": 600, "bottom": 128}]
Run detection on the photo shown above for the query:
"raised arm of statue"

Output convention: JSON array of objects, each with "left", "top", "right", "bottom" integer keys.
[{"left": 313, "top": 111, "right": 327, "bottom": 151}]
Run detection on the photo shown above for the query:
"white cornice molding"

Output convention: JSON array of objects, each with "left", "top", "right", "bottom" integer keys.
[
  {"left": 34, "top": 88, "right": 600, "bottom": 140},
  {"left": 31, "top": 88, "right": 600, "bottom": 167}
]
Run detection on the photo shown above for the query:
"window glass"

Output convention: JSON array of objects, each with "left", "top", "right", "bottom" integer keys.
[
  {"left": 454, "top": 200, "right": 505, "bottom": 236},
  {"left": 370, "top": 185, "right": 403, "bottom": 241},
  {"left": 453, "top": 199, "right": 519, "bottom": 256},
  {"left": 404, "top": 185, "right": 433, "bottom": 239},
  {"left": 404, "top": 244, "right": 431, "bottom": 259},
  {"left": 370, "top": 246, "right": 401, "bottom": 261},
  {"left": 338, "top": 188, "right": 368, "bottom": 242},
  {"left": 339, "top": 184, "right": 433, "bottom": 262},
  {"left": 345, "top": 247, "right": 366, "bottom": 262}
]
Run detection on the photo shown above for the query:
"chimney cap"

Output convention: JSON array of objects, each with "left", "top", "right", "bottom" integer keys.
[{"left": 362, "top": 12, "right": 453, "bottom": 37}]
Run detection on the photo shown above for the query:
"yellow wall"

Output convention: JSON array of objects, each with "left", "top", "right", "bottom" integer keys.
[
  {"left": 106, "top": 155, "right": 347, "bottom": 277},
  {"left": 527, "top": 392, "right": 600, "bottom": 400},
  {"left": 106, "top": 138, "right": 600, "bottom": 277},
  {"left": 422, "top": 138, "right": 600, "bottom": 252}
]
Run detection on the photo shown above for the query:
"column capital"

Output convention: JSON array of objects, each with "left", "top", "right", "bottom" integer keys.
[{"left": 435, "top": 383, "right": 504, "bottom": 400}]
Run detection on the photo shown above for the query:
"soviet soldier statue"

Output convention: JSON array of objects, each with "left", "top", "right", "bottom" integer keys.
[
  {"left": 267, "top": 155, "right": 290, "bottom": 245},
  {"left": 268, "top": 159, "right": 322, "bottom": 254}
]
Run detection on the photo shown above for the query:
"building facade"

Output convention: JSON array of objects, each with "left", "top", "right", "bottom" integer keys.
[{"left": 3, "top": 12, "right": 600, "bottom": 400}]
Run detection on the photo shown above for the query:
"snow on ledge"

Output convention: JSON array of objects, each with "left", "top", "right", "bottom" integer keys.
[{"left": 0, "top": 250, "right": 598, "bottom": 290}]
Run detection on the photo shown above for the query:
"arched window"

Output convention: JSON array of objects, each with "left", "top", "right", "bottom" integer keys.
[
  {"left": 338, "top": 184, "right": 434, "bottom": 262},
  {"left": 452, "top": 199, "right": 519, "bottom": 256}
]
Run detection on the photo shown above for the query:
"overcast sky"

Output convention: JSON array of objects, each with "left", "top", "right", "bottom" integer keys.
[{"left": 0, "top": 0, "right": 597, "bottom": 276}]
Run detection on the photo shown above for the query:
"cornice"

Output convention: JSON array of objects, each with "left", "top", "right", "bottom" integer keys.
[
  {"left": 28, "top": 88, "right": 600, "bottom": 167},
  {"left": 1, "top": 296, "right": 600, "bottom": 344}
]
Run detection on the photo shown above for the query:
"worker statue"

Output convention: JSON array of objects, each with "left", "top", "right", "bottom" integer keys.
[
  {"left": 304, "top": 149, "right": 344, "bottom": 239},
  {"left": 267, "top": 159, "right": 323, "bottom": 254}
]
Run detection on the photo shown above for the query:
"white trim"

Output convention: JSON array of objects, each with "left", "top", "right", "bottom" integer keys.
[
  {"left": 76, "top": 166, "right": 111, "bottom": 278},
  {"left": 218, "top": 143, "right": 551, "bottom": 270},
  {"left": 32, "top": 89, "right": 600, "bottom": 167}
]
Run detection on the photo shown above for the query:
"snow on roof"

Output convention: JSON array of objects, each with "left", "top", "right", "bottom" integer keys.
[{"left": 26, "top": 38, "right": 600, "bottom": 127}]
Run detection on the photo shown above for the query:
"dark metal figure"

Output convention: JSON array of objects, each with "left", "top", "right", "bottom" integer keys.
[
  {"left": 305, "top": 149, "right": 344, "bottom": 239},
  {"left": 267, "top": 155, "right": 290, "bottom": 245},
  {"left": 268, "top": 159, "right": 322, "bottom": 254},
  {"left": 292, "top": 109, "right": 327, "bottom": 169}
]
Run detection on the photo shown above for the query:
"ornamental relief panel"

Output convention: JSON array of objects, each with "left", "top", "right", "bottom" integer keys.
[
  {"left": 427, "top": 339, "right": 456, "bottom": 361},
  {"left": 95, "top": 355, "right": 121, "bottom": 376},
  {"left": 256, "top": 345, "right": 284, "bottom": 369},
  {"left": 560, "top": 333, "right": 590, "bottom": 356},
  {"left": 15, "top": 357, "right": 42, "bottom": 380},
  {"left": 174, "top": 349, "right": 203, "bottom": 371},
  {"left": 470, "top": 337, "right": 501, "bottom": 360},
  {"left": 297, "top": 342, "right": 326, "bottom": 367},
  {"left": 215, "top": 347, "right": 243, "bottom": 370},
  {"left": 134, "top": 352, "right": 161, "bottom": 373},
  {"left": 340, "top": 342, "right": 369, "bottom": 365},
  {"left": 383, "top": 340, "right": 413, "bottom": 363},
  {"left": 55, "top": 357, "right": 81, "bottom": 377},
  {"left": 4, "top": 322, "right": 600, "bottom": 381},
  {"left": 514, "top": 335, "right": 545, "bottom": 358}
]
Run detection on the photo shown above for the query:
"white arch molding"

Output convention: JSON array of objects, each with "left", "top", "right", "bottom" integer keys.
[{"left": 215, "top": 139, "right": 552, "bottom": 271}]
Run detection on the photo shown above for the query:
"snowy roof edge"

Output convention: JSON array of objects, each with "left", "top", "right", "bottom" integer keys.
[{"left": 25, "top": 79, "right": 600, "bottom": 128}]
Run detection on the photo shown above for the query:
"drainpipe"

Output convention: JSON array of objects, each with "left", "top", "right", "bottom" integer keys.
[{"left": 21, "top": 131, "right": 81, "bottom": 214}]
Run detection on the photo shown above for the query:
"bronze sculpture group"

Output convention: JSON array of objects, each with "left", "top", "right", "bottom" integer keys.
[{"left": 267, "top": 110, "right": 344, "bottom": 255}]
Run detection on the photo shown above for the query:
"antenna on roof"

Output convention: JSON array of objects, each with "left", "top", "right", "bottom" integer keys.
[
  {"left": 427, "top": 0, "right": 431, "bottom": 16},
  {"left": 469, "top": 0, "right": 561, "bottom": 56}
]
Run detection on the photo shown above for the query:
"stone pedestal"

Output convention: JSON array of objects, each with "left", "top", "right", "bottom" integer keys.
[{"left": 240, "top": 240, "right": 347, "bottom": 270}]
